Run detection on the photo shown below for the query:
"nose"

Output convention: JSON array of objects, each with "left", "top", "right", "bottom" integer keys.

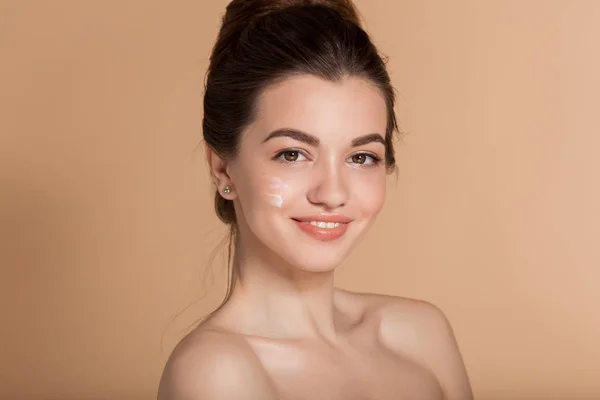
[{"left": 306, "top": 159, "right": 349, "bottom": 209}]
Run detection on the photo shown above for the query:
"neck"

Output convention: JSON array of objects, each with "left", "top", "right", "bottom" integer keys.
[{"left": 223, "top": 236, "right": 341, "bottom": 343}]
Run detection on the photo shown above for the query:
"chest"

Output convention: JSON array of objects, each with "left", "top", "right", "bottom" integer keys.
[{"left": 249, "top": 339, "right": 444, "bottom": 400}]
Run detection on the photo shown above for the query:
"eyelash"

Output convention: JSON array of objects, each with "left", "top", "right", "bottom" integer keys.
[{"left": 273, "top": 149, "right": 383, "bottom": 167}]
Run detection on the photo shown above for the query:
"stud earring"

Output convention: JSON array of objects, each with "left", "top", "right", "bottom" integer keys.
[{"left": 223, "top": 186, "right": 231, "bottom": 195}]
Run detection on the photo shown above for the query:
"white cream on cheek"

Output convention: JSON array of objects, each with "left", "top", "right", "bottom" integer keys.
[{"left": 264, "top": 176, "right": 289, "bottom": 208}]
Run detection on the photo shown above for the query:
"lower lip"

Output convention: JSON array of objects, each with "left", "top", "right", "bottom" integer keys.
[{"left": 292, "top": 220, "right": 349, "bottom": 242}]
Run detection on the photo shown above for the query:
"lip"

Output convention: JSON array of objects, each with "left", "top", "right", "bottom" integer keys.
[
  {"left": 292, "top": 214, "right": 353, "bottom": 224},
  {"left": 292, "top": 214, "right": 353, "bottom": 242}
]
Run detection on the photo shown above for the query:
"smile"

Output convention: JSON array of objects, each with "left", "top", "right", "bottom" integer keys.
[
  {"left": 306, "top": 221, "right": 343, "bottom": 229},
  {"left": 291, "top": 216, "right": 352, "bottom": 242}
]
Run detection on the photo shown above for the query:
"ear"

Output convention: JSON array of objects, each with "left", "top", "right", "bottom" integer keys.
[{"left": 205, "top": 145, "right": 236, "bottom": 200}]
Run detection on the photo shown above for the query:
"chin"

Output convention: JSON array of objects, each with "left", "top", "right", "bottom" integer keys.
[
  {"left": 267, "top": 221, "right": 367, "bottom": 273},
  {"left": 282, "top": 247, "right": 348, "bottom": 273}
]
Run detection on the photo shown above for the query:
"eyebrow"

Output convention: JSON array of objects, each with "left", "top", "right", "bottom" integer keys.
[{"left": 262, "top": 129, "right": 385, "bottom": 148}]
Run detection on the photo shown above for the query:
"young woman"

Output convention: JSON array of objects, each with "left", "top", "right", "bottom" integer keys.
[{"left": 158, "top": 1, "right": 473, "bottom": 399}]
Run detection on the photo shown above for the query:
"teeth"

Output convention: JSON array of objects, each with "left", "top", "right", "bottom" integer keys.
[{"left": 308, "top": 221, "right": 342, "bottom": 228}]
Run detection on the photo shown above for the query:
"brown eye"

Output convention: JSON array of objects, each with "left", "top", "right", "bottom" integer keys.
[
  {"left": 351, "top": 154, "right": 367, "bottom": 164},
  {"left": 275, "top": 150, "right": 307, "bottom": 164},
  {"left": 348, "top": 153, "right": 381, "bottom": 166},
  {"left": 284, "top": 151, "right": 299, "bottom": 162}
]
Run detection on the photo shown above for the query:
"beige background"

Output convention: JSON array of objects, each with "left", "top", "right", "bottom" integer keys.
[{"left": 1, "top": 1, "right": 599, "bottom": 399}]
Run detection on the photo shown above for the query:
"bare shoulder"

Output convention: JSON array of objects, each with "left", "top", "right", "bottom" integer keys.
[
  {"left": 345, "top": 291, "right": 474, "bottom": 400},
  {"left": 157, "top": 327, "right": 278, "bottom": 400},
  {"left": 336, "top": 288, "right": 449, "bottom": 326},
  {"left": 374, "top": 293, "right": 452, "bottom": 335}
]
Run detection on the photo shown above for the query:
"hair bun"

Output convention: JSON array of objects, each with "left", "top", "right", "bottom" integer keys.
[{"left": 224, "top": 0, "right": 362, "bottom": 29}]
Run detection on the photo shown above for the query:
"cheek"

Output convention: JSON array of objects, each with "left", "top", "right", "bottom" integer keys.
[
  {"left": 232, "top": 172, "right": 275, "bottom": 216},
  {"left": 352, "top": 173, "right": 387, "bottom": 213},
  {"left": 258, "top": 175, "right": 293, "bottom": 209},
  {"left": 259, "top": 174, "right": 312, "bottom": 212},
  {"left": 257, "top": 176, "right": 282, "bottom": 208}
]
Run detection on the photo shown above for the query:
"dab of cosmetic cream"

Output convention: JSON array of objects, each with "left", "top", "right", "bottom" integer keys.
[{"left": 265, "top": 177, "right": 288, "bottom": 208}]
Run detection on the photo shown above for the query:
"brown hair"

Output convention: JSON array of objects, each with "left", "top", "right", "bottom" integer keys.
[{"left": 201, "top": 0, "right": 399, "bottom": 321}]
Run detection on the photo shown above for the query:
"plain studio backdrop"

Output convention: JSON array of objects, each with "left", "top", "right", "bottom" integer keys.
[{"left": 1, "top": 1, "right": 599, "bottom": 399}]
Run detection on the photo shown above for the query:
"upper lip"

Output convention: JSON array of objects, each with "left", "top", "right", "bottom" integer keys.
[{"left": 293, "top": 214, "right": 353, "bottom": 223}]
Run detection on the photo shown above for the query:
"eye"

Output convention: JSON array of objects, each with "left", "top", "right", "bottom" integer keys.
[
  {"left": 351, "top": 154, "right": 368, "bottom": 164},
  {"left": 274, "top": 149, "right": 308, "bottom": 163},
  {"left": 348, "top": 152, "right": 381, "bottom": 166},
  {"left": 283, "top": 150, "right": 300, "bottom": 162}
]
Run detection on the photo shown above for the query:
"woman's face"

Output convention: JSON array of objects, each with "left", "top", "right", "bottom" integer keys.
[{"left": 227, "top": 74, "right": 389, "bottom": 272}]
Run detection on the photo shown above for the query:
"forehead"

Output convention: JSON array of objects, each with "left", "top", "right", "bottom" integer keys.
[{"left": 249, "top": 74, "right": 387, "bottom": 141}]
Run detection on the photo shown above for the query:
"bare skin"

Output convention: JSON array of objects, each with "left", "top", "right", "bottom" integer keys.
[
  {"left": 158, "top": 290, "right": 472, "bottom": 399},
  {"left": 158, "top": 75, "right": 473, "bottom": 399}
]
